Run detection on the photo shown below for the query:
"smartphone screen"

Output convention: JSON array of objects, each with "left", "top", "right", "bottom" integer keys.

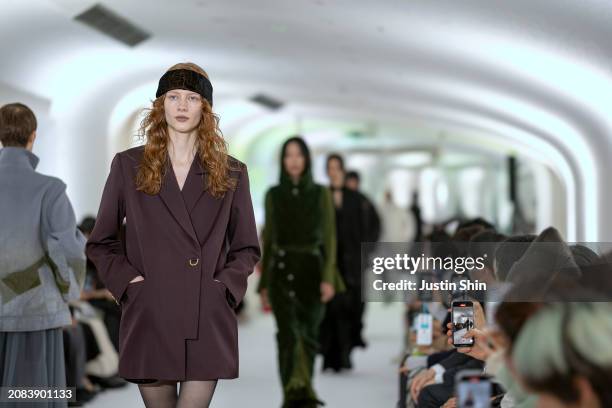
[
  {"left": 456, "top": 371, "right": 491, "bottom": 408},
  {"left": 415, "top": 313, "right": 433, "bottom": 346},
  {"left": 452, "top": 301, "right": 475, "bottom": 347}
]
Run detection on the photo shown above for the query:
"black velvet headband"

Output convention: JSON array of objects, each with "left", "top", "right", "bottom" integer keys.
[{"left": 156, "top": 69, "right": 213, "bottom": 106}]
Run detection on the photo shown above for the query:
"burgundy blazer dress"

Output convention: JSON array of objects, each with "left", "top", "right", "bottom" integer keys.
[{"left": 86, "top": 146, "right": 261, "bottom": 381}]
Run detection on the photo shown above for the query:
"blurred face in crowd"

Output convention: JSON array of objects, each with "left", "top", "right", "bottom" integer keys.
[
  {"left": 470, "top": 265, "right": 496, "bottom": 283},
  {"left": 534, "top": 379, "right": 600, "bottom": 408},
  {"left": 164, "top": 89, "right": 202, "bottom": 134},
  {"left": 327, "top": 157, "right": 344, "bottom": 188},
  {"left": 345, "top": 177, "right": 359, "bottom": 191},
  {"left": 283, "top": 141, "right": 305, "bottom": 180}
]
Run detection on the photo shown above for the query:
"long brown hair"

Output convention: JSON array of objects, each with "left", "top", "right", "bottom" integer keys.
[{"left": 136, "top": 62, "right": 236, "bottom": 198}]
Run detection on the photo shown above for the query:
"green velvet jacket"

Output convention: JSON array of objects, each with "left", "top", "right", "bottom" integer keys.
[{"left": 257, "top": 178, "right": 345, "bottom": 294}]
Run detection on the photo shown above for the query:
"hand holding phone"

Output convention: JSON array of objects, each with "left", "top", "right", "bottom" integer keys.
[
  {"left": 452, "top": 301, "right": 475, "bottom": 347},
  {"left": 445, "top": 326, "right": 494, "bottom": 361},
  {"left": 455, "top": 370, "right": 491, "bottom": 408}
]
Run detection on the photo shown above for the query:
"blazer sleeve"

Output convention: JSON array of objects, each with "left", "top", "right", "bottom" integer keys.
[
  {"left": 215, "top": 164, "right": 262, "bottom": 306},
  {"left": 86, "top": 154, "right": 142, "bottom": 304},
  {"left": 257, "top": 189, "right": 274, "bottom": 293}
]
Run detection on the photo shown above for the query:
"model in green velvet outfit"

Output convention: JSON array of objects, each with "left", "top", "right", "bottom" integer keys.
[{"left": 258, "top": 137, "right": 345, "bottom": 408}]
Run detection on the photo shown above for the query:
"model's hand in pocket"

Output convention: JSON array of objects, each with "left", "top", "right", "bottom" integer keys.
[
  {"left": 129, "top": 276, "right": 145, "bottom": 284},
  {"left": 320, "top": 282, "right": 335, "bottom": 303}
]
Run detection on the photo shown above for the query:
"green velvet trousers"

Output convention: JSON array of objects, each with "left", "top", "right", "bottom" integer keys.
[{"left": 269, "top": 251, "right": 325, "bottom": 408}]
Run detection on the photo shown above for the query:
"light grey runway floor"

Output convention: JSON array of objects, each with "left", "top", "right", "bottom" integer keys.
[{"left": 88, "top": 302, "right": 404, "bottom": 407}]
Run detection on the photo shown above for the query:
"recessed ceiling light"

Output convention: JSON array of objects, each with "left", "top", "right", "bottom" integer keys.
[
  {"left": 250, "top": 94, "right": 284, "bottom": 110},
  {"left": 74, "top": 3, "right": 151, "bottom": 47}
]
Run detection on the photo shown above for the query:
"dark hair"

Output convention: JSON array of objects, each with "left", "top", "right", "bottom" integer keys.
[
  {"left": 345, "top": 170, "right": 360, "bottom": 181},
  {"left": 513, "top": 303, "right": 612, "bottom": 406},
  {"left": 428, "top": 228, "right": 460, "bottom": 260},
  {"left": 281, "top": 136, "right": 311, "bottom": 176},
  {"left": 326, "top": 153, "right": 344, "bottom": 171},
  {"left": 494, "top": 301, "right": 543, "bottom": 350},
  {"left": 136, "top": 62, "right": 237, "bottom": 199},
  {"left": 456, "top": 217, "right": 495, "bottom": 232},
  {"left": 469, "top": 230, "right": 507, "bottom": 270},
  {"left": 78, "top": 216, "right": 97, "bottom": 235},
  {"left": 570, "top": 245, "right": 600, "bottom": 269},
  {"left": 453, "top": 225, "right": 486, "bottom": 243},
  {"left": 494, "top": 234, "right": 537, "bottom": 281},
  {"left": 0, "top": 103, "right": 37, "bottom": 147}
]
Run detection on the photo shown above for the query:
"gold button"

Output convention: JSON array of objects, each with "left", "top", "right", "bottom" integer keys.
[{"left": 189, "top": 258, "right": 200, "bottom": 267}]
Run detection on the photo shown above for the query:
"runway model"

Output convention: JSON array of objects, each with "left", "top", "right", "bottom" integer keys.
[
  {"left": 87, "top": 62, "right": 261, "bottom": 407},
  {"left": 258, "top": 137, "right": 345, "bottom": 408}
]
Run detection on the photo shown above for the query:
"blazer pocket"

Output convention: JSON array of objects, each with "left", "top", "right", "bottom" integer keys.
[
  {"left": 213, "top": 279, "right": 236, "bottom": 310},
  {"left": 121, "top": 280, "right": 145, "bottom": 305}
]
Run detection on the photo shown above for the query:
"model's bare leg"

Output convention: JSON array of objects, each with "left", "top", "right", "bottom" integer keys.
[
  {"left": 138, "top": 380, "right": 179, "bottom": 408},
  {"left": 177, "top": 380, "right": 218, "bottom": 408}
]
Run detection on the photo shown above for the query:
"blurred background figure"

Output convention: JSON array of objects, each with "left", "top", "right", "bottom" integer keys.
[
  {"left": 319, "top": 154, "right": 371, "bottom": 372},
  {"left": 0, "top": 103, "right": 86, "bottom": 408},
  {"left": 258, "top": 137, "right": 343, "bottom": 407},
  {"left": 380, "top": 189, "right": 413, "bottom": 243}
]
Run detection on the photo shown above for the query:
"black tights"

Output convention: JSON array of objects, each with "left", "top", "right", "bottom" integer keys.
[{"left": 138, "top": 380, "right": 218, "bottom": 408}]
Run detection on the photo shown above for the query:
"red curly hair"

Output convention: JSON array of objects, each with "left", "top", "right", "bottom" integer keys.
[{"left": 136, "top": 62, "right": 237, "bottom": 198}]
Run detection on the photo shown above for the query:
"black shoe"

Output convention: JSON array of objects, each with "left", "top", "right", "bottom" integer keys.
[
  {"left": 339, "top": 353, "right": 353, "bottom": 371},
  {"left": 88, "top": 374, "right": 128, "bottom": 389},
  {"left": 355, "top": 338, "right": 368, "bottom": 349}
]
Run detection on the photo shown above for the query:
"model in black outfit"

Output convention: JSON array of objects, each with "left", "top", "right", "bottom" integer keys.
[{"left": 319, "top": 154, "right": 378, "bottom": 371}]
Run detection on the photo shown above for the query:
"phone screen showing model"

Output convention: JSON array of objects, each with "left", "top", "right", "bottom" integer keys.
[
  {"left": 452, "top": 301, "right": 475, "bottom": 347},
  {"left": 456, "top": 370, "right": 491, "bottom": 408}
]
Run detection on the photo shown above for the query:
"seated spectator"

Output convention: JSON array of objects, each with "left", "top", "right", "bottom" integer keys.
[
  {"left": 513, "top": 302, "right": 612, "bottom": 407},
  {"left": 78, "top": 216, "right": 121, "bottom": 352}
]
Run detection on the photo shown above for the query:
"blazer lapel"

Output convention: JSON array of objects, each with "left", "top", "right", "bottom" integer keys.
[
  {"left": 159, "top": 161, "right": 200, "bottom": 246},
  {"left": 182, "top": 159, "right": 209, "bottom": 214}
]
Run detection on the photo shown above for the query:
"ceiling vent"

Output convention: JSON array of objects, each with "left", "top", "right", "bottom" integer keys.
[
  {"left": 74, "top": 4, "right": 151, "bottom": 47},
  {"left": 250, "top": 93, "right": 284, "bottom": 110}
]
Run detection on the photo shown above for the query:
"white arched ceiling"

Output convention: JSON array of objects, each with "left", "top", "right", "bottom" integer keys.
[{"left": 1, "top": 0, "right": 611, "bottom": 240}]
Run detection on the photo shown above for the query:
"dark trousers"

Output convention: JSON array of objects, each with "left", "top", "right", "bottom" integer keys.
[
  {"left": 270, "top": 289, "right": 324, "bottom": 408},
  {"left": 417, "top": 383, "right": 454, "bottom": 408},
  {"left": 268, "top": 251, "right": 326, "bottom": 408},
  {"left": 349, "top": 284, "right": 366, "bottom": 348},
  {"left": 319, "top": 291, "right": 354, "bottom": 371}
]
